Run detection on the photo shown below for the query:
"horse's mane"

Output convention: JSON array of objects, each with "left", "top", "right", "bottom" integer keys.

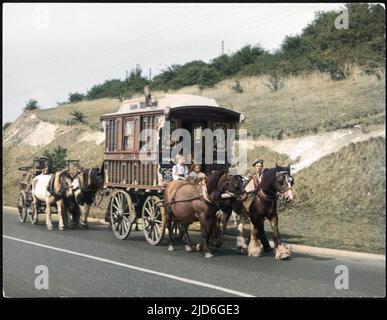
[
  {"left": 258, "top": 168, "right": 276, "bottom": 191},
  {"left": 80, "top": 167, "right": 103, "bottom": 192},
  {"left": 53, "top": 170, "right": 68, "bottom": 194},
  {"left": 206, "top": 170, "right": 227, "bottom": 194}
]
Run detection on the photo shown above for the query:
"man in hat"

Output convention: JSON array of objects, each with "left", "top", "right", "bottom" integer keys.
[{"left": 250, "top": 159, "right": 265, "bottom": 187}]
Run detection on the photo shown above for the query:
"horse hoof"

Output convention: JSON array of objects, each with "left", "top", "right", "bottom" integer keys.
[
  {"left": 204, "top": 252, "right": 214, "bottom": 258},
  {"left": 276, "top": 252, "right": 290, "bottom": 260},
  {"left": 237, "top": 246, "right": 247, "bottom": 253},
  {"left": 80, "top": 223, "right": 89, "bottom": 230},
  {"left": 248, "top": 248, "right": 263, "bottom": 257},
  {"left": 196, "top": 244, "right": 202, "bottom": 252},
  {"left": 168, "top": 245, "right": 175, "bottom": 251},
  {"left": 59, "top": 226, "right": 65, "bottom": 231},
  {"left": 275, "top": 245, "right": 291, "bottom": 260},
  {"left": 215, "top": 241, "right": 223, "bottom": 248},
  {"left": 32, "top": 220, "right": 38, "bottom": 225},
  {"left": 185, "top": 245, "right": 193, "bottom": 252}
]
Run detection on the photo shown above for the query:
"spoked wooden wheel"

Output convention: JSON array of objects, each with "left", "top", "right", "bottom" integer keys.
[
  {"left": 109, "top": 190, "right": 135, "bottom": 240},
  {"left": 17, "top": 191, "right": 27, "bottom": 223},
  {"left": 171, "top": 220, "right": 184, "bottom": 241},
  {"left": 142, "top": 195, "right": 166, "bottom": 245}
]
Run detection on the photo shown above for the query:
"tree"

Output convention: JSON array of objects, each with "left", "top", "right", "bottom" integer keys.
[
  {"left": 263, "top": 71, "right": 285, "bottom": 92},
  {"left": 68, "top": 92, "right": 85, "bottom": 103},
  {"left": 24, "top": 99, "right": 39, "bottom": 112},
  {"left": 70, "top": 110, "right": 87, "bottom": 124},
  {"left": 42, "top": 145, "right": 67, "bottom": 168}
]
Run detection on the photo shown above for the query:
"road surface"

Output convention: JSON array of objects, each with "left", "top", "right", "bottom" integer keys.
[{"left": 3, "top": 208, "right": 385, "bottom": 298}]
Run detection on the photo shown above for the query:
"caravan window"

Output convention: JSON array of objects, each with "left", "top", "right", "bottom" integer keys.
[{"left": 123, "top": 119, "right": 135, "bottom": 150}]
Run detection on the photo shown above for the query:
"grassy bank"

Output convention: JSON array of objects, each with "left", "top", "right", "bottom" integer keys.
[
  {"left": 31, "top": 72, "right": 385, "bottom": 139},
  {"left": 277, "top": 137, "right": 385, "bottom": 253}
]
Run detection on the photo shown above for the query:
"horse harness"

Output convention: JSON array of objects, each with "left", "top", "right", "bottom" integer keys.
[
  {"left": 242, "top": 170, "right": 293, "bottom": 210},
  {"left": 166, "top": 180, "right": 219, "bottom": 207}
]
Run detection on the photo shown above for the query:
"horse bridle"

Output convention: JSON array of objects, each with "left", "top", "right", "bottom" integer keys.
[
  {"left": 59, "top": 173, "right": 77, "bottom": 194},
  {"left": 254, "top": 170, "right": 293, "bottom": 202},
  {"left": 222, "top": 175, "right": 246, "bottom": 200},
  {"left": 274, "top": 170, "right": 293, "bottom": 195}
]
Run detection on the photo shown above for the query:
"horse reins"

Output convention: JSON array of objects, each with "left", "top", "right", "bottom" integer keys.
[{"left": 247, "top": 170, "right": 293, "bottom": 203}]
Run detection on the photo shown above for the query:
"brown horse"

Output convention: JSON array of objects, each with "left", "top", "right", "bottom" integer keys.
[
  {"left": 219, "top": 164, "right": 294, "bottom": 260},
  {"left": 164, "top": 171, "right": 244, "bottom": 258}
]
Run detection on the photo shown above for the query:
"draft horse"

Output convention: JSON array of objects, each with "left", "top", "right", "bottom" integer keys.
[
  {"left": 219, "top": 164, "right": 294, "bottom": 260},
  {"left": 164, "top": 171, "right": 244, "bottom": 258}
]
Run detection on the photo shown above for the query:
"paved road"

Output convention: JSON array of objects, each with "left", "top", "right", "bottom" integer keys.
[{"left": 3, "top": 208, "right": 385, "bottom": 297}]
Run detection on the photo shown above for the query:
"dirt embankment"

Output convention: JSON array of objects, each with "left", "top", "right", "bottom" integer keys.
[{"left": 248, "top": 125, "right": 385, "bottom": 173}]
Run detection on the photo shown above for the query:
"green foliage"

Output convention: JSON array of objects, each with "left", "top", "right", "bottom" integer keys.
[
  {"left": 69, "top": 110, "right": 87, "bottom": 124},
  {"left": 68, "top": 92, "right": 85, "bottom": 103},
  {"left": 152, "top": 45, "right": 266, "bottom": 91},
  {"left": 42, "top": 145, "right": 68, "bottom": 168},
  {"left": 23, "top": 99, "right": 39, "bottom": 112},
  {"left": 3, "top": 122, "right": 12, "bottom": 131},
  {"left": 60, "top": 4, "right": 385, "bottom": 103},
  {"left": 86, "top": 66, "right": 147, "bottom": 100},
  {"left": 281, "top": 3, "right": 385, "bottom": 80}
]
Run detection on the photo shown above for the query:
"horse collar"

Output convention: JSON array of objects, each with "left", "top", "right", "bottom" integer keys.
[{"left": 257, "top": 189, "right": 277, "bottom": 202}]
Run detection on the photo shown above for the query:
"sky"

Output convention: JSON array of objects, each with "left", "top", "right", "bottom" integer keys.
[{"left": 2, "top": 3, "right": 345, "bottom": 124}]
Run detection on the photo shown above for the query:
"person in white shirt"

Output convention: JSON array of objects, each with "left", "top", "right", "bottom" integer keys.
[{"left": 172, "top": 154, "right": 189, "bottom": 181}]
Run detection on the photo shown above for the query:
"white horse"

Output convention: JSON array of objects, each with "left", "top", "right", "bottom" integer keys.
[{"left": 31, "top": 170, "right": 76, "bottom": 231}]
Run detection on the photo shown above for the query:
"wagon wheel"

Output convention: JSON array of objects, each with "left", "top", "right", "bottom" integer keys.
[
  {"left": 109, "top": 190, "right": 135, "bottom": 240},
  {"left": 171, "top": 220, "right": 184, "bottom": 242},
  {"left": 17, "top": 191, "right": 27, "bottom": 223},
  {"left": 142, "top": 195, "right": 166, "bottom": 246}
]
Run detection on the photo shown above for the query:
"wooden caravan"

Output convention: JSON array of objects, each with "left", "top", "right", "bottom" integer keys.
[{"left": 101, "top": 93, "right": 243, "bottom": 244}]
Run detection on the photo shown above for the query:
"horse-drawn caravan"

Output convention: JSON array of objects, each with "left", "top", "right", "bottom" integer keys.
[
  {"left": 16, "top": 92, "right": 295, "bottom": 260},
  {"left": 100, "top": 93, "right": 245, "bottom": 250}
]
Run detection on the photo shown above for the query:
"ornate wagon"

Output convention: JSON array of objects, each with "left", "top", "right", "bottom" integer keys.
[{"left": 101, "top": 93, "right": 244, "bottom": 245}]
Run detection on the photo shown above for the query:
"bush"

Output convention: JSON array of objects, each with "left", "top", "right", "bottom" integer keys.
[
  {"left": 231, "top": 80, "right": 243, "bottom": 93},
  {"left": 23, "top": 99, "right": 39, "bottom": 112},
  {"left": 42, "top": 145, "right": 68, "bottom": 168},
  {"left": 263, "top": 72, "right": 285, "bottom": 92},
  {"left": 70, "top": 111, "right": 87, "bottom": 124},
  {"left": 68, "top": 92, "right": 85, "bottom": 103}
]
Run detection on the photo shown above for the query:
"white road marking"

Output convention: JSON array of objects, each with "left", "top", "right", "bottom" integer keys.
[{"left": 3, "top": 235, "right": 255, "bottom": 297}]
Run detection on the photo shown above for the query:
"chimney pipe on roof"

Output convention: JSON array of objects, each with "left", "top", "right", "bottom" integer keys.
[{"left": 144, "top": 85, "right": 151, "bottom": 107}]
